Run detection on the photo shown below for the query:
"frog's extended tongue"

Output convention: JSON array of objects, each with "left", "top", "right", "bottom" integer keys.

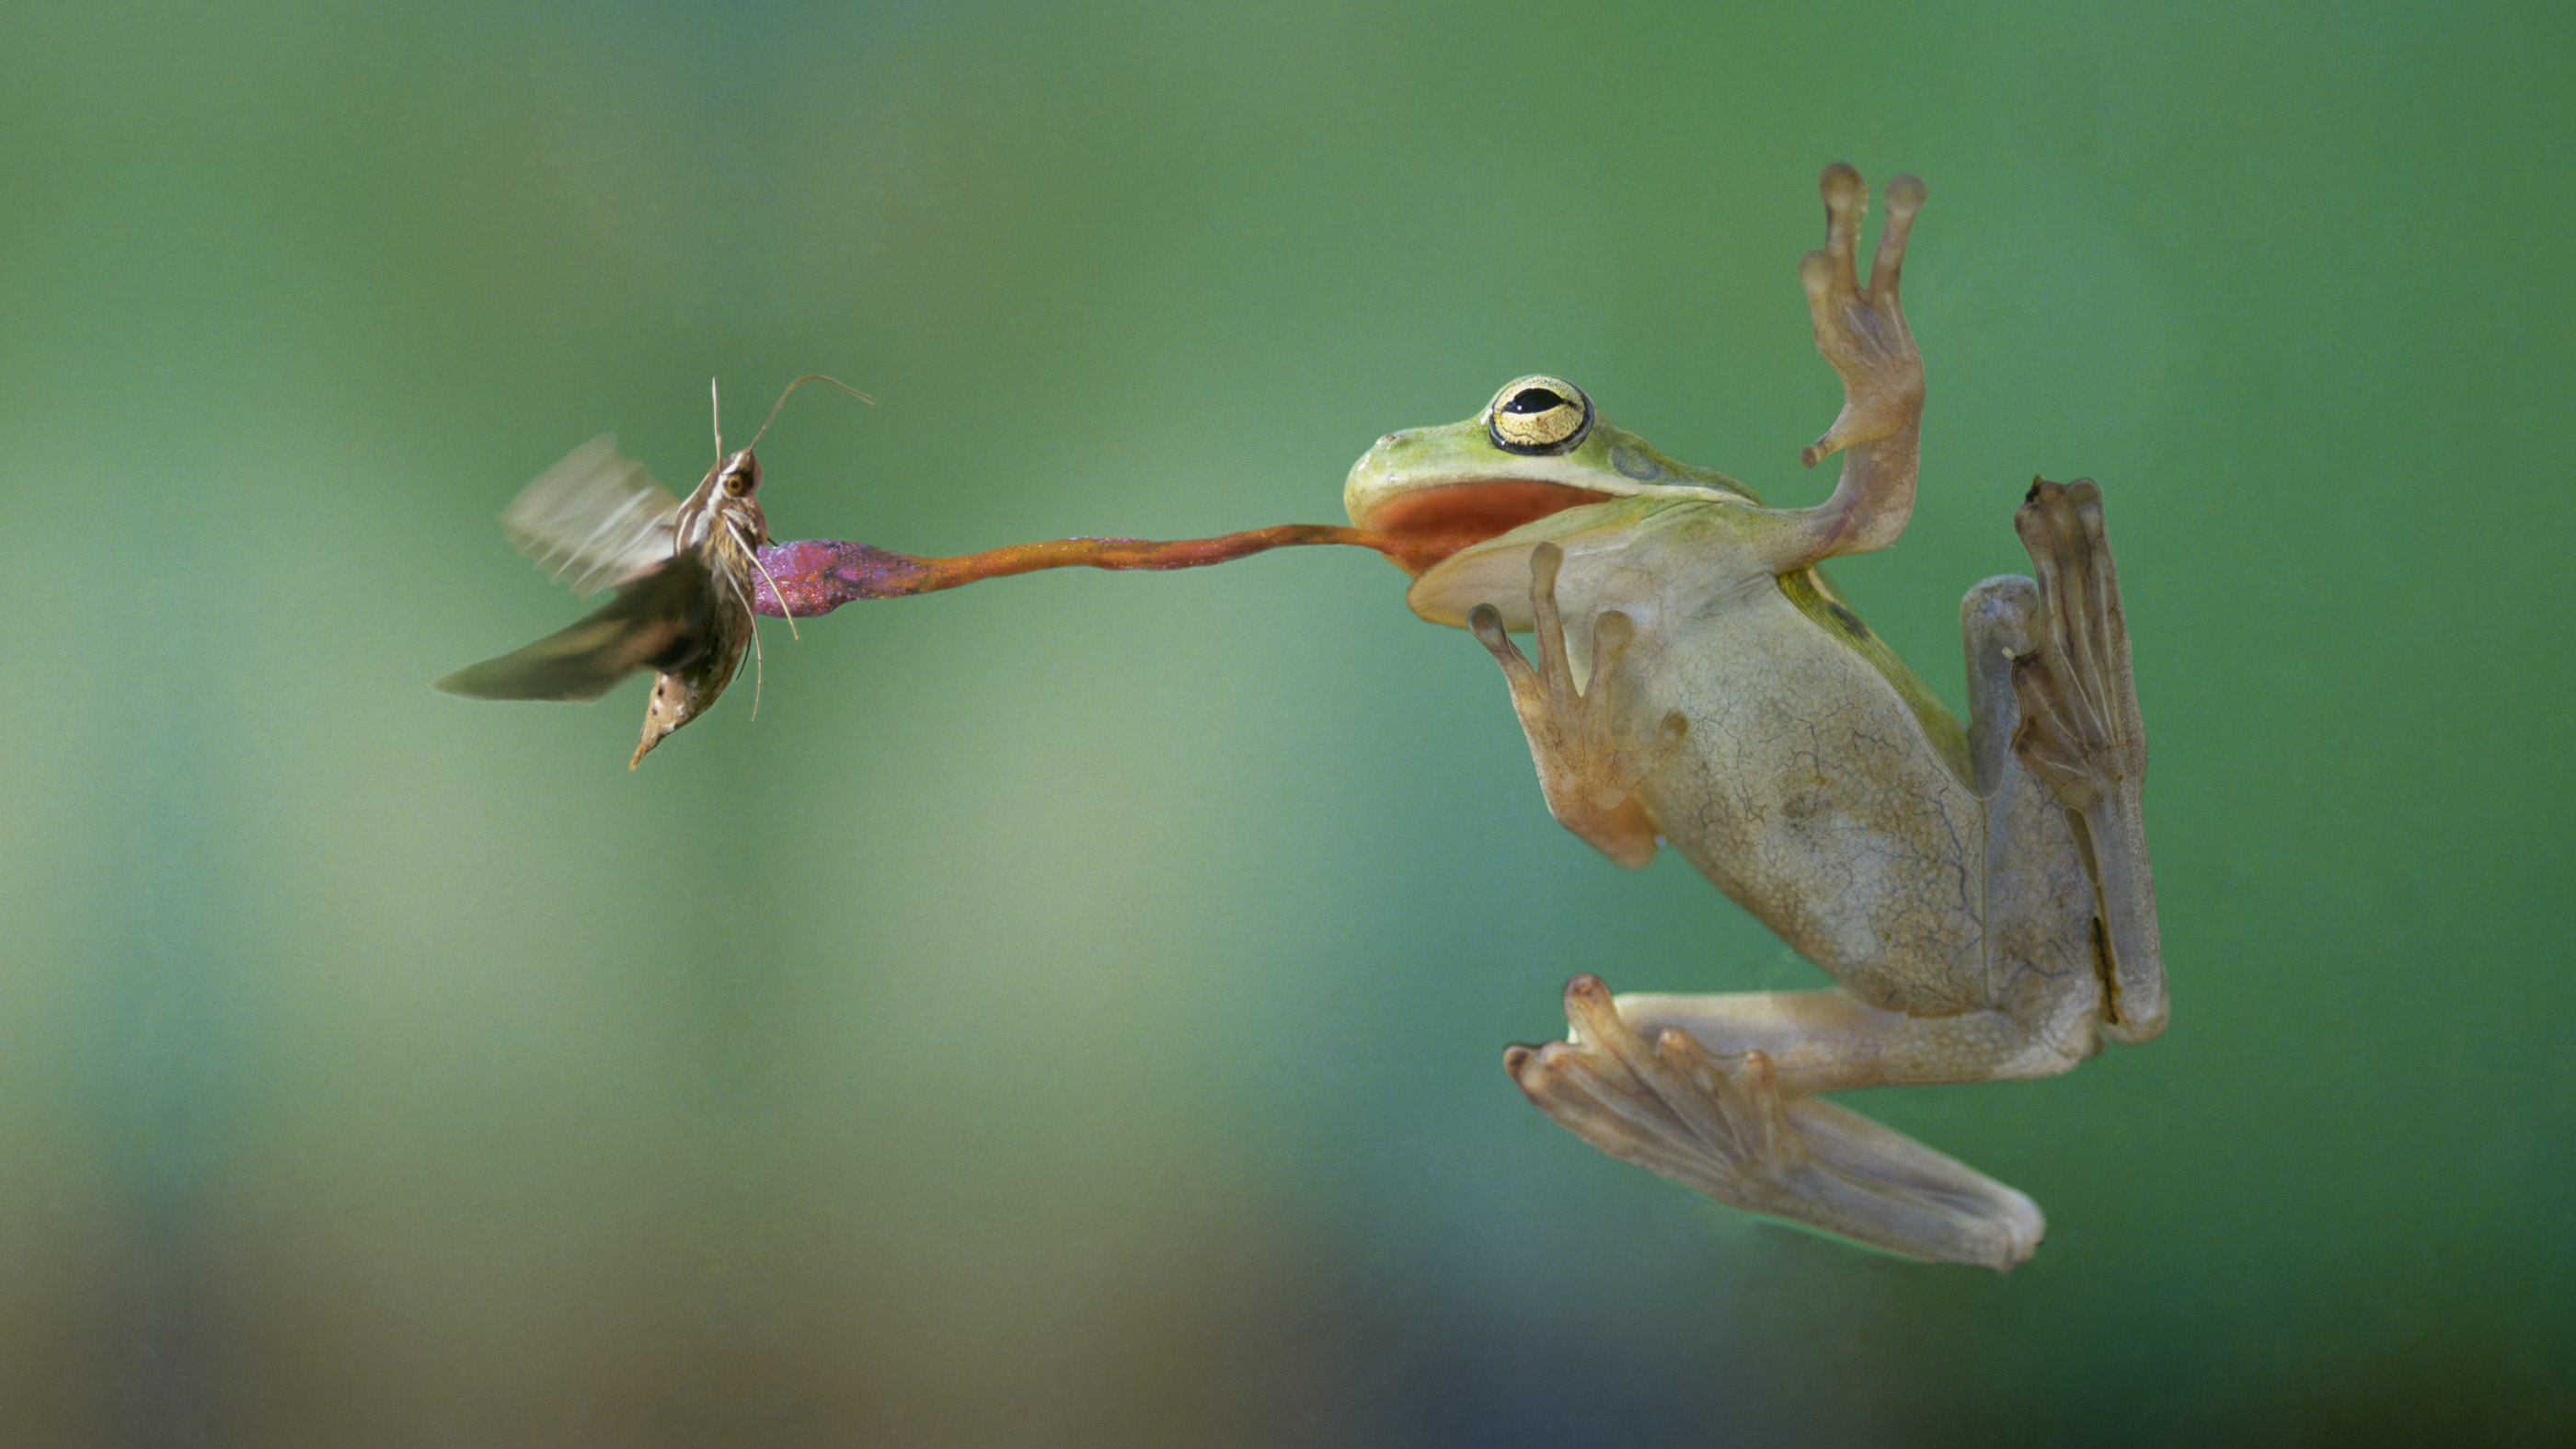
[{"left": 748, "top": 525, "right": 1443, "bottom": 617}]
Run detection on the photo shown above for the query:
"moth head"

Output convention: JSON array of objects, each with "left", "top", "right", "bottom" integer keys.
[{"left": 718, "top": 448, "right": 761, "bottom": 499}]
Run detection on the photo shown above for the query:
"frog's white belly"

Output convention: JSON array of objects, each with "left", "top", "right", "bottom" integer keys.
[{"left": 1614, "top": 584, "right": 1994, "bottom": 1015}]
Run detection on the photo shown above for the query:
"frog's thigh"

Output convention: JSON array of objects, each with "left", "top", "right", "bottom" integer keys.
[
  {"left": 1612, "top": 987, "right": 2059, "bottom": 1093},
  {"left": 1961, "top": 573, "right": 2095, "bottom": 943}
]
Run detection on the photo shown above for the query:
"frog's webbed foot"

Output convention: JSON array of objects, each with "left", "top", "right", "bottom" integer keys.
[
  {"left": 1765, "top": 167, "right": 1927, "bottom": 570},
  {"left": 1470, "top": 542, "right": 1685, "bottom": 869},
  {"left": 2007, "top": 479, "right": 2166, "bottom": 1041},
  {"left": 1506, "top": 976, "right": 2045, "bottom": 1271},
  {"left": 2007, "top": 481, "right": 2141, "bottom": 809}
]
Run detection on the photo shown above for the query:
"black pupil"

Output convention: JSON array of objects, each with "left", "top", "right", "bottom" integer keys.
[{"left": 1504, "top": 388, "right": 1567, "bottom": 414}]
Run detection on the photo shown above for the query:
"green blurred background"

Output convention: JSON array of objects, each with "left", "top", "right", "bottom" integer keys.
[{"left": 5, "top": 1, "right": 2570, "bottom": 1444}]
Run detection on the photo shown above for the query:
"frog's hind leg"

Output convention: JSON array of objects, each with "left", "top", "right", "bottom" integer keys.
[
  {"left": 1507, "top": 976, "right": 2044, "bottom": 1271},
  {"left": 2001, "top": 479, "right": 2165, "bottom": 1043}
]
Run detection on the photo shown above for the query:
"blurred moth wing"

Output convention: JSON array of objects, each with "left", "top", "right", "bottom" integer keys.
[
  {"left": 432, "top": 551, "right": 716, "bottom": 703},
  {"left": 499, "top": 434, "right": 683, "bottom": 594},
  {"left": 438, "top": 437, "right": 768, "bottom": 768}
]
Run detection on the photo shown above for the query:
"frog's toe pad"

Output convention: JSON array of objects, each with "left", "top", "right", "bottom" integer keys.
[{"left": 1506, "top": 975, "right": 1811, "bottom": 1198}]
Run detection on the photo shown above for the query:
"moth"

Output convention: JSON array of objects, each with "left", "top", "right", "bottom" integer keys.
[{"left": 436, "top": 377, "right": 868, "bottom": 767}]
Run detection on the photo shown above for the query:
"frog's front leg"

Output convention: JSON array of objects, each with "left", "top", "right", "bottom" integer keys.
[
  {"left": 1756, "top": 165, "right": 1928, "bottom": 573},
  {"left": 1468, "top": 542, "right": 1686, "bottom": 870},
  {"left": 1507, "top": 976, "right": 2044, "bottom": 1271}
]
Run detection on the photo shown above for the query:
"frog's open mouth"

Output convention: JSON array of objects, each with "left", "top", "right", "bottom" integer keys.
[{"left": 1353, "top": 478, "right": 1616, "bottom": 576}]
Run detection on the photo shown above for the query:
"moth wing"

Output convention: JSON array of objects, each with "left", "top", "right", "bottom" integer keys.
[
  {"left": 435, "top": 555, "right": 712, "bottom": 702},
  {"left": 500, "top": 434, "right": 683, "bottom": 595}
]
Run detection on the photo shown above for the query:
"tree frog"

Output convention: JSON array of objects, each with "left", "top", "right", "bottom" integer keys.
[{"left": 1340, "top": 166, "right": 2162, "bottom": 1271}]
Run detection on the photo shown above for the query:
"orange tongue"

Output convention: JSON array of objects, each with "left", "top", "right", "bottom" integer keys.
[
  {"left": 748, "top": 524, "right": 1425, "bottom": 618},
  {"left": 749, "top": 476, "right": 1615, "bottom": 617}
]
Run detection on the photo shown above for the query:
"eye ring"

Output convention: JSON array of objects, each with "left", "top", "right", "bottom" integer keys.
[{"left": 1485, "top": 374, "right": 1593, "bottom": 456}]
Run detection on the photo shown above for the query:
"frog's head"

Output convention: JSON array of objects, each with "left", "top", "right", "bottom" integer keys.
[{"left": 1343, "top": 375, "right": 1757, "bottom": 627}]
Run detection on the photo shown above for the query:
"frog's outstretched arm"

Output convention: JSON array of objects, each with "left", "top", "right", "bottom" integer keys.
[{"left": 1754, "top": 165, "right": 1928, "bottom": 574}]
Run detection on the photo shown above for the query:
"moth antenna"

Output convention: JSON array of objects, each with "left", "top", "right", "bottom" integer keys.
[
  {"left": 709, "top": 376, "right": 726, "bottom": 462},
  {"left": 745, "top": 546, "right": 801, "bottom": 640},
  {"left": 743, "top": 374, "right": 876, "bottom": 453}
]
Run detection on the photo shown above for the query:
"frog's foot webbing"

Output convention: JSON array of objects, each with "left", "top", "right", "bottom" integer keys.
[
  {"left": 2007, "top": 479, "right": 2166, "bottom": 1041},
  {"left": 2007, "top": 480, "right": 2141, "bottom": 812},
  {"left": 1506, "top": 974, "right": 2045, "bottom": 1271},
  {"left": 1470, "top": 541, "right": 1685, "bottom": 870}
]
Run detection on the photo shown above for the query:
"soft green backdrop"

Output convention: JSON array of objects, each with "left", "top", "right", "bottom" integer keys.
[{"left": 4, "top": 2, "right": 2569, "bottom": 1444}]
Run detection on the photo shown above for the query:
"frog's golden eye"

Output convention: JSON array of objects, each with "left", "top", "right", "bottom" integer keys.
[{"left": 1486, "top": 374, "right": 1593, "bottom": 456}]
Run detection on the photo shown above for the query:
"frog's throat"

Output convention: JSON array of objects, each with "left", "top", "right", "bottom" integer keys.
[{"left": 1352, "top": 479, "right": 1619, "bottom": 577}]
